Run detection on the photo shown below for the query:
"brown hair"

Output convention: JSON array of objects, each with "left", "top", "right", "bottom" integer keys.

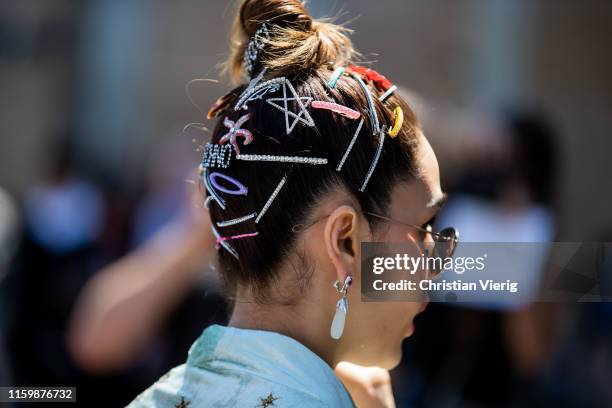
[{"left": 208, "top": 0, "right": 420, "bottom": 302}]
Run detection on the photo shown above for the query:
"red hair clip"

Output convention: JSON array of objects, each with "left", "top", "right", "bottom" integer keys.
[{"left": 347, "top": 65, "right": 393, "bottom": 92}]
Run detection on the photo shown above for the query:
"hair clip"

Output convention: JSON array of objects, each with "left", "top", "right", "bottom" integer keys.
[
  {"left": 219, "top": 114, "right": 253, "bottom": 155},
  {"left": 215, "top": 231, "right": 259, "bottom": 250},
  {"left": 347, "top": 65, "right": 393, "bottom": 92},
  {"left": 216, "top": 212, "right": 257, "bottom": 228},
  {"left": 202, "top": 168, "right": 226, "bottom": 210},
  {"left": 336, "top": 118, "right": 364, "bottom": 171},
  {"left": 209, "top": 172, "right": 248, "bottom": 196},
  {"left": 244, "top": 22, "right": 270, "bottom": 78},
  {"left": 351, "top": 72, "right": 380, "bottom": 134},
  {"left": 234, "top": 77, "right": 284, "bottom": 111},
  {"left": 378, "top": 85, "right": 397, "bottom": 103},
  {"left": 211, "top": 225, "right": 238, "bottom": 259},
  {"left": 359, "top": 128, "right": 386, "bottom": 192},
  {"left": 266, "top": 78, "right": 315, "bottom": 134},
  {"left": 236, "top": 154, "right": 327, "bottom": 165},
  {"left": 327, "top": 67, "right": 345, "bottom": 89},
  {"left": 255, "top": 174, "right": 287, "bottom": 224},
  {"left": 388, "top": 107, "right": 404, "bottom": 138},
  {"left": 311, "top": 101, "right": 360, "bottom": 120},
  {"left": 202, "top": 143, "right": 233, "bottom": 169}
]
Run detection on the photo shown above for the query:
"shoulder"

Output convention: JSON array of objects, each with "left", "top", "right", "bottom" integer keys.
[{"left": 125, "top": 363, "right": 351, "bottom": 408}]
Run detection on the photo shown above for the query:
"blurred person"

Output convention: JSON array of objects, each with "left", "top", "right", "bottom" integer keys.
[
  {"left": 68, "top": 166, "right": 220, "bottom": 374},
  {"left": 0, "top": 187, "right": 20, "bottom": 388},
  {"left": 399, "top": 109, "right": 561, "bottom": 406},
  {"left": 3, "top": 134, "right": 143, "bottom": 405},
  {"left": 127, "top": 0, "right": 457, "bottom": 406}
]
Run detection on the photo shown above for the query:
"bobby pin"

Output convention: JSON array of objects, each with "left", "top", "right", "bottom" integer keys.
[
  {"left": 255, "top": 174, "right": 287, "bottom": 224},
  {"left": 336, "top": 118, "right": 364, "bottom": 171},
  {"left": 359, "top": 128, "right": 386, "bottom": 192},
  {"left": 211, "top": 225, "right": 239, "bottom": 259}
]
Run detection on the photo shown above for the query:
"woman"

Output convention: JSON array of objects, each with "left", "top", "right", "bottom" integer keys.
[{"left": 128, "top": 0, "right": 456, "bottom": 406}]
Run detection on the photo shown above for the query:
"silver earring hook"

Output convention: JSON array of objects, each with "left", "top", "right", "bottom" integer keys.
[{"left": 333, "top": 275, "right": 353, "bottom": 295}]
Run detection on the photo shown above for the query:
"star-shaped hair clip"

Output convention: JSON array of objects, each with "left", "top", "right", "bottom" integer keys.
[{"left": 265, "top": 79, "right": 315, "bottom": 134}]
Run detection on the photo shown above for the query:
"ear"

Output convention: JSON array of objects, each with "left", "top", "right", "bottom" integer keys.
[{"left": 323, "top": 205, "right": 360, "bottom": 283}]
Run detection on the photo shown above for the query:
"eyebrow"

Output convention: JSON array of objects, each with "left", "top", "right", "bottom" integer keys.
[{"left": 427, "top": 192, "right": 448, "bottom": 209}]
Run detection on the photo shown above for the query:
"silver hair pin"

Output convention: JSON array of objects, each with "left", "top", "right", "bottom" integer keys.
[
  {"left": 336, "top": 118, "right": 364, "bottom": 171},
  {"left": 236, "top": 154, "right": 327, "bottom": 165},
  {"left": 216, "top": 212, "right": 257, "bottom": 228},
  {"left": 255, "top": 174, "right": 287, "bottom": 224},
  {"left": 234, "top": 76, "right": 284, "bottom": 111},
  {"left": 351, "top": 72, "right": 380, "bottom": 134},
  {"left": 359, "top": 128, "right": 386, "bottom": 192},
  {"left": 265, "top": 78, "right": 315, "bottom": 134},
  {"left": 211, "top": 225, "right": 239, "bottom": 259}
]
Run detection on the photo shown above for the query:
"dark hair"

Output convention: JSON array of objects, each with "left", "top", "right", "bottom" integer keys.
[{"left": 207, "top": 0, "right": 421, "bottom": 301}]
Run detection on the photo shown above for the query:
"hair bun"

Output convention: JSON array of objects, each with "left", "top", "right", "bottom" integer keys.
[{"left": 226, "top": 0, "right": 354, "bottom": 81}]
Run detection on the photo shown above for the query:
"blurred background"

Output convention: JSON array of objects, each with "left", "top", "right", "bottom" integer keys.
[{"left": 1, "top": 0, "right": 611, "bottom": 406}]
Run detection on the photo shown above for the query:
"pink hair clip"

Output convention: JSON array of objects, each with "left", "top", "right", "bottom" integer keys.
[
  {"left": 311, "top": 101, "right": 360, "bottom": 120},
  {"left": 215, "top": 231, "right": 259, "bottom": 250},
  {"left": 219, "top": 114, "right": 253, "bottom": 155}
]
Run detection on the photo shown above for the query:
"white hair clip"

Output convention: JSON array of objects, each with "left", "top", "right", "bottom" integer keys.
[
  {"left": 379, "top": 85, "right": 397, "bottom": 103},
  {"left": 236, "top": 154, "right": 327, "bottom": 165},
  {"left": 265, "top": 78, "right": 315, "bottom": 134}
]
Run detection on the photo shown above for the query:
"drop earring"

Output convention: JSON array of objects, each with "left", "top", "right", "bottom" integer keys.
[{"left": 330, "top": 275, "right": 352, "bottom": 340}]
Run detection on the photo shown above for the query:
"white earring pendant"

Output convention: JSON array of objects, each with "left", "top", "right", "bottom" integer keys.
[
  {"left": 330, "top": 276, "right": 352, "bottom": 340},
  {"left": 331, "top": 297, "right": 348, "bottom": 340}
]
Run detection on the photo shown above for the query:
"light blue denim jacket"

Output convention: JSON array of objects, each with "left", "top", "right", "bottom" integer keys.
[{"left": 127, "top": 325, "right": 355, "bottom": 407}]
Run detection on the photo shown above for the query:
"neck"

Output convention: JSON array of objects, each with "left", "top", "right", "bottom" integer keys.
[{"left": 229, "top": 285, "right": 339, "bottom": 367}]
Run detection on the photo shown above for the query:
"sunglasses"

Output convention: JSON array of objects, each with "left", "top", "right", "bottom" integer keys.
[{"left": 363, "top": 211, "right": 459, "bottom": 276}]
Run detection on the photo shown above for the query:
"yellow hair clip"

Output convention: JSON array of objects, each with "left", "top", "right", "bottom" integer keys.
[{"left": 388, "top": 106, "right": 404, "bottom": 138}]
